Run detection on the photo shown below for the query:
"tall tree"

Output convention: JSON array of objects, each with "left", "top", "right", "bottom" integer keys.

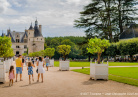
[
  {"left": 74, "top": 0, "right": 138, "bottom": 42},
  {"left": 112, "top": 0, "right": 138, "bottom": 36}
]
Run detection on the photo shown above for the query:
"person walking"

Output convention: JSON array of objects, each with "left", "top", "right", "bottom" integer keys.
[
  {"left": 27, "top": 61, "right": 35, "bottom": 84},
  {"left": 45, "top": 56, "right": 50, "bottom": 71},
  {"left": 37, "top": 57, "right": 45, "bottom": 83},
  {"left": 15, "top": 55, "right": 23, "bottom": 82},
  {"left": 22, "top": 57, "right": 25, "bottom": 66},
  {"left": 9, "top": 66, "right": 15, "bottom": 86}
]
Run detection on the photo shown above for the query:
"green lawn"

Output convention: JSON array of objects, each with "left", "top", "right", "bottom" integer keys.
[
  {"left": 72, "top": 67, "right": 138, "bottom": 87},
  {"left": 54, "top": 61, "right": 138, "bottom": 67}
]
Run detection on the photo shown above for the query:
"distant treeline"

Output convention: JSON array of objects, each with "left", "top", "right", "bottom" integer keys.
[{"left": 44, "top": 36, "right": 87, "bottom": 60}]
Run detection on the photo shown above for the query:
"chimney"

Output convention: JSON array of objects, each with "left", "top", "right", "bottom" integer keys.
[{"left": 39, "top": 25, "right": 42, "bottom": 34}]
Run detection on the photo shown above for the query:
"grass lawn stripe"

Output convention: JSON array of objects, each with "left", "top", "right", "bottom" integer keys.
[
  {"left": 54, "top": 61, "right": 138, "bottom": 67},
  {"left": 72, "top": 67, "right": 138, "bottom": 87}
]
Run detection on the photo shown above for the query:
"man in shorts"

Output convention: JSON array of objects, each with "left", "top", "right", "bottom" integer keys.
[{"left": 15, "top": 55, "right": 23, "bottom": 82}]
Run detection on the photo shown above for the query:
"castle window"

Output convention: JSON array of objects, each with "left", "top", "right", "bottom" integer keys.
[
  {"left": 24, "top": 39, "right": 27, "bottom": 43},
  {"left": 41, "top": 38, "right": 42, "bottom": 40},
  {"left": 29, "top": 39, "right": 30, "bottom": 41},
  {"left": 16, "top": 46, "right": 20, "bottom": 48},
  {"left": 37, "top": 38, "right": 38, "bottom": 40},
  {"left": 16, "top": 39, "right": 19, "bottom": 43},
  {"left": 17, "top": 35, "right": 18, "bottom": 37},
  {"left": 24, "top": 45, "right": 27, "bottom": 49}
]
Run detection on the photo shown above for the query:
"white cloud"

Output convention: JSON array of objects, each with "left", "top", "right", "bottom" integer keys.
[{"left": 0, "top": 0, "right": 10, "bottom": 14}]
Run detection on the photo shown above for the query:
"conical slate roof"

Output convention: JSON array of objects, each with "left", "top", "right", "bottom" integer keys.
[
  {"left": 29, "top": 23, "right": 34, "bottom": 30},
  {"left": 21, "top": 31, "right": 28, "bottom": 42},
  {"left": 6, "top": 31, "right": 15, "bottom": 42},
  {"left": 1, "top": 33, "right": 4, "bottom": 37},
  {"left": 34, "top": 20, "right": 42, "bottom": 37}
]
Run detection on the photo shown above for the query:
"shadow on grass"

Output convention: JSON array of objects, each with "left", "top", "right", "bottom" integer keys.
[
  {"left": 82, "top": 79, "right": 108, "bottom": 85},
  {"left": 20, "top": 82, "right": 40, "bottom": 87}
]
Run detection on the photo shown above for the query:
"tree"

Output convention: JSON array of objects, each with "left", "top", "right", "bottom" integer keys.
[
  {"left": 61, "top": 39, "right": 75, "bottom": 46},
  {"left": 57, "top": 45, "right": 71, "bottom": 61},
  {"left": 39, "top": 50, "right": 45, "bottom": 57},
  {"left": 50, "top": 39, "right": 59, "bottom": 48},
  {"left": 0, "top": 36, "right": 14, "bottom": 60},
  {"left": 106, "top": 43, "right": 120, "bottom": 61},
  {"left": 112, "top": 0, "right": 138, "bottom": 36},
  {"left": 45, "top": 48, "right": 55, "bottom": 59},
  {"left": 74, "top": 0, "right": 138, "bottom": 42},
  {"left": 74, "top": 0, "right": 115, "bottom": 41},
  {"left": 80, "top": 44, "right": 93, "bottom": 61},
  {"left": 87, "top": 37, "right": 110, "bottom": 64}
]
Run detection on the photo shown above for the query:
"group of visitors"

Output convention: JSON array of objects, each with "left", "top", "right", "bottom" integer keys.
[{"left": 8, "top": 55, "right": 50, "bottom": 86}]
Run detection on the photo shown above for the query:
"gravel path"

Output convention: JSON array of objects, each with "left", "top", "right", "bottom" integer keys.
[{"left": 0, "top": 62, "right": 138, "bottom": 97}]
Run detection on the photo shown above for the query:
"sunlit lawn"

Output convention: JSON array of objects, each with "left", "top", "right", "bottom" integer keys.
[
  {"left": 72, "top": 67, "right": 138, "bottom": 87},
  {"left": 54, "top": 61, "right": 138, "bottom": 67}
]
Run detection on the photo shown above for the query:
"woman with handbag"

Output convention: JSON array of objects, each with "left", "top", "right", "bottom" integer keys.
[{"left": 36, "top": 57, "right": 45, "bottom": 83}]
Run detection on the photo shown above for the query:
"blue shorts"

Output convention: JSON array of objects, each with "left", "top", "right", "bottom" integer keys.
[
  {"left": 46, "top": 63, "right": 49, "bottom": 67},
  {"left": 16, "top": 67, "right": 22, "bottom": 74}
]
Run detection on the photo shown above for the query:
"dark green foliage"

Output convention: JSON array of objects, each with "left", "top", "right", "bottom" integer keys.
[
  {"left": 117, "top": 38, "right": 138, "bottom": 61},
  {"left": 74, "top": 0, "right": 138, "bottom": 42},
  {"left": 45, "top": 36, "right": 86, "bottom": 59},
  {"left": 106, "top": 43, "right": 120, "bottom": 61}
]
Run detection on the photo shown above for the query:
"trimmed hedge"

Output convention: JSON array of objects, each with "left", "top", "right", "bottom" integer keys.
[{"left": 106, "top": 38, "right": 138, "bottom": 61}]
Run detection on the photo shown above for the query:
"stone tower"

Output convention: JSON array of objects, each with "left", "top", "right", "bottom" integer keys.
[{"left": 27, "top": 20, "right": 44, "bottom": 54}]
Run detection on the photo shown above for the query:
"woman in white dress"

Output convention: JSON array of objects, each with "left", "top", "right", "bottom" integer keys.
[{"left": 37, "top": 57, "right": 45, "bottom": 83}]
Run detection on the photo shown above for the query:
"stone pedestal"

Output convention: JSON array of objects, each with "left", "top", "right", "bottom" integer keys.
[
  {"left": 0, "top": 58, "right": 6, "bottom": 83},
  {"left": 90, "top": 63, "right": 108, "bottom": 80},
  {"left": 49, "top": 59, "right": 54, "bottom": 67},
  {"left": 59, "top": 61, "right": 70, "bottom": 71}
]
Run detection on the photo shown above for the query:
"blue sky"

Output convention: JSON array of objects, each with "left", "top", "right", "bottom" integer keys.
[
  {"left": 0, "top": 0, "right": 91, "bottom": 37},
  {"left": 0, "top": 0, "right": 137, "bottom": 37}
]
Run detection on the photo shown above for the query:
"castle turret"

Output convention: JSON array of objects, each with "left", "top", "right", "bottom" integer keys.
[{"left": 39, "top": 25, "right": 42, "bottom": 34}]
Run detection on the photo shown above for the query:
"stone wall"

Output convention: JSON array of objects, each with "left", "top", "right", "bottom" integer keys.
[{"left": 12, "top": 43, "right": 28, "bottom": 55}]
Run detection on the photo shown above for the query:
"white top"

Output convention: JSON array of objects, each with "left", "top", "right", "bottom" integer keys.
[{"left": 38, "top": 61, "right": 45, "bottom": 73}]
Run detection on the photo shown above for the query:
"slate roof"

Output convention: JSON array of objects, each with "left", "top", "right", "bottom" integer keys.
[
  {"left": 119, "top": 24, "right": 138, "bottom": 39},
  {"left": 34, "top": 25, "right": 42, "bottom": 37},
  {"left": 10, "top": 31, "right": 25, "bottom": 43},
  {"left": 21, "top": 31, "right": 28, "bottom": 42},
  {"left": 6, "top": 31, "right": 15, "bottom": 42},
  {"left": 1, "top": 20, "right": 42, "bottom": 43},
  {"left": 29, "top": 23, "right": 34, "bottom": 30},
  {"left": 1, "top": 33, "right": 4, "bottom": 37},
  {"left": 28, "top": 20, "right": 42, "bottom": 37}
]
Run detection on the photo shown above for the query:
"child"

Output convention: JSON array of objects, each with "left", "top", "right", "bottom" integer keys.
[
  {"left": 27, "top": 62, "right": 35, "bottom": 84},
  {"left": 9, "top": 66, "right": 15, "bottom": 86}
]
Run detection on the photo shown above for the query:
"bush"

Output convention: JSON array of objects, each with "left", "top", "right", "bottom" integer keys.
[{"left": 117, "top": 38, "right": 138, "bottom": 61}]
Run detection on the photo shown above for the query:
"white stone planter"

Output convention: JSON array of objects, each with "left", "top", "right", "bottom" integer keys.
[
  {"left": 11, "top": 57, "right": 13, "bottom": 64},
  {"left": 5, "top": 59, "right": 11, "bottom": 73},
  {"left": 49, "top": 59, "right": 54, "bottom": 67},
  {"left": 9, "top": 58, "right": 12, "bottom": 66},
  {"left": 90, "top": 63, "right": 108, "bottom": 80},
  {"left": 0, "top": 58, "right": 6, "bottom": 83},
  {"left": 59, "top": 61, "right": 70, "bottom": 71}
]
